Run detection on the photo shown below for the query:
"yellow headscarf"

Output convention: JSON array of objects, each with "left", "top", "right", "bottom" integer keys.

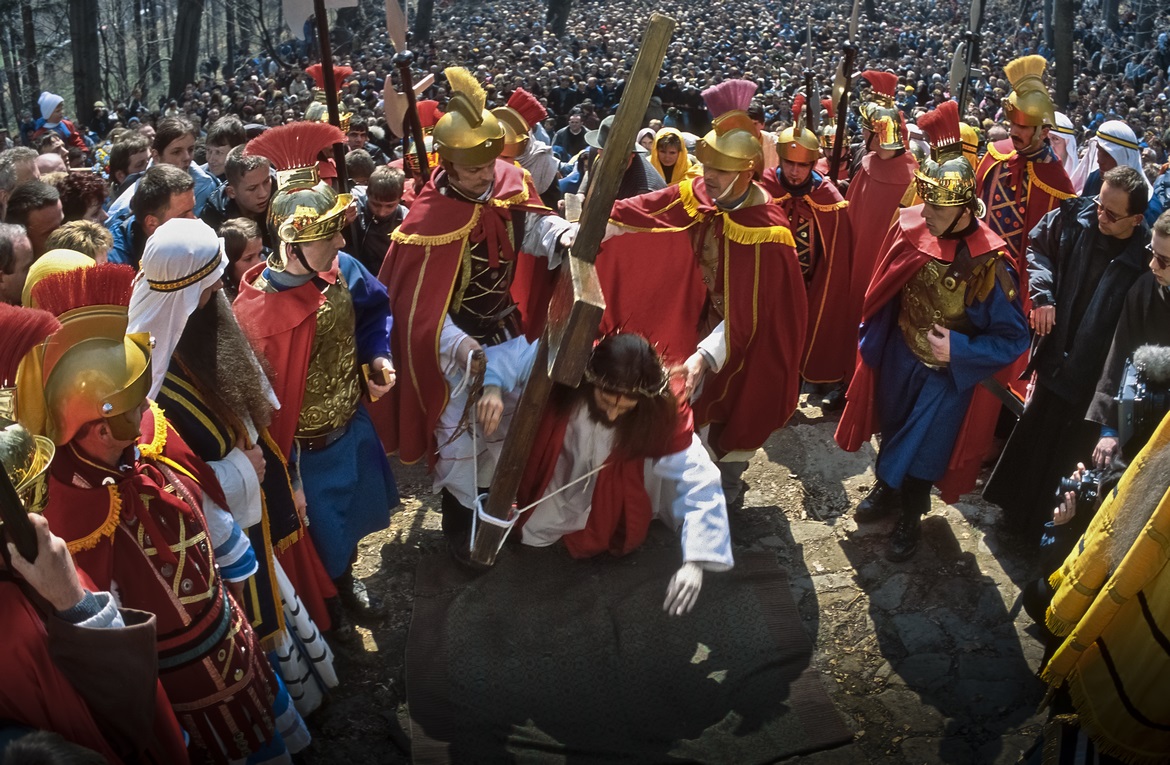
[
  {"left": 650, "top": 127, "right": 702, "bottom": 186},
  {"left": 21, "top": 249, "right": 94, "bottom": 308}
]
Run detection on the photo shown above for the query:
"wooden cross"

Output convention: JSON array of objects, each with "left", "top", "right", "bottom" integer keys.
[{"left": 469, "top": 12, "right": 677, "bottom": 565}]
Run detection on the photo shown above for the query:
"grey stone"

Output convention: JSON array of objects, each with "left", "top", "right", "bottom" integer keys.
[
  {"left": 901, "top": 735, "right": 977, "bottom": 765},
  {"left": 875, "top": 688, "right": 946, "bottom": 733},
  {"left": 892, "top": 612, "right": 948, "bottom": 654},
  {"left": 957, "top": 655, "right": 1031, "bottom": 685},
  {"left": 790, "top": 519, "right": 841, "bottom": 545},
  {"left": 869, "top": 572, "right": 911, "bottom": 611},
  {"left": 932, "top": 608, "right": 988, "bottom": 648},
  {"left": 893, "top": 653, "right": 954, "bottom": 690},
  {"left": 925, "top": 577, "right": 984, "bottom": 611},
  {"left": 758, "top": 535, "right": 787, "bottom": 548},
  {"left": 812, "top": 572, "right": 857, "bottom": 591},
  {"left": 977, "top": 735, "right": 1040, "bottom": 765},
  {"left": 949, "top": 678, "right": 1028, "bottom": 718}
]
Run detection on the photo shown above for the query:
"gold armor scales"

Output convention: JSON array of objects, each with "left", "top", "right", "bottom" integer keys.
[
  {"left": 898, "top": 250, "right": 1008, "bottom": 368},
  {"left": 299, "top": 275, "right": 362, "bottom": 437},
  {"left": 252, "top": 271, "right": 363, "bottom": 438}
]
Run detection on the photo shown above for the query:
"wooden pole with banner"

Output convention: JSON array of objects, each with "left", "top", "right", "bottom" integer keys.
[{"left": 312, "top": 0, "right": 351, "bottom": 190}]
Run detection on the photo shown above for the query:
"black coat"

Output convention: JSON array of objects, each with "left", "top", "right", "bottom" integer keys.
[{"left": 1026, "top": 197, "right": 1151, "bottom": 407}]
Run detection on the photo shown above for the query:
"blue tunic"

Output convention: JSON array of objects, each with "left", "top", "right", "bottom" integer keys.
[
  {"left": 270, "top": 253, "right": 400, "bottom": 579},
  {"left": 861, "top": 265, "right": 1029, "bottom": 488}
]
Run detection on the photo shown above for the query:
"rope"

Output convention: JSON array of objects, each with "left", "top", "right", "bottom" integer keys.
[{"left": 457, "top": 345, "right": 612, "bottom": 556}]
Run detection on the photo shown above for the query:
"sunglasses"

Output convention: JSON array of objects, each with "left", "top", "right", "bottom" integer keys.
[
  {"left": 1096, "top": 197, "right": 1132, "bottom": 224},
  {"left": 1148, "top": 242, "right": 1170, "bottom": 270}
]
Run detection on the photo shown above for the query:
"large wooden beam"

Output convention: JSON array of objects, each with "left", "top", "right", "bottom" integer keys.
[{"left": 469, "top": 12, "right": 677, "bottom": 565}]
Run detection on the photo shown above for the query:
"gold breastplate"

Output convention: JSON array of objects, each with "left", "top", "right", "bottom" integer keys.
[
  {"left": 898, "top": 259, "right": 976, "bottom": 368},
  {"left": 297, "top": 276, "right": 362, "bottom": 437}
]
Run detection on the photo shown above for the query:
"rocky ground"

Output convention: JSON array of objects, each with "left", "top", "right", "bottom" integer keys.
[{"left": 298, "top": 401, "right": 1049, "bottom": 764}]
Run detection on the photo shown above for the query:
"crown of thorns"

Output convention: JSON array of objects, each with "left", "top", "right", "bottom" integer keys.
[{"left": 582, "top": 362, "right": 671, "bottom": 398}]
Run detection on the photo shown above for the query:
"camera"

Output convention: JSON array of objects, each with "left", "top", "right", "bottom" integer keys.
[{"left": 1055, "top": 468, "right": 1104, "bottom": 508}]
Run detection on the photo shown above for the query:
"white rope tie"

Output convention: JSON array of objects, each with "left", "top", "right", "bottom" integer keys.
[{"left": 458, "top": 346, "right": 609, "bottom": 556}]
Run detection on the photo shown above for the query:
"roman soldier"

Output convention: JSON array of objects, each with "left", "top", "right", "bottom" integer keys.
[
  {"left": 234, "top": 121, "right": 399, "bottom": 625},
  {"left": 22, "top": 265, "right": 284, "bottom": 764},
  {"left": 975, "top": 55, "right": 1075, "bottom": 306},
  {"left": 835, "top": 100, "right": 1030, "bottom": 561},
  {"left": 845, "top": 70, "right": 919, "bottom": 332},
  {"left": 596, "top": 78, "right": 808, "bottom": 509},
  {"left": 373, "top": 67, "right": 573, "bottom": 558},
  {"left": 304, "top": 62, "right": 354, "bottom": 133},
  {"left": 492, "top": 86, "right": 560, "bottom": 199},
  {"left": 761, "top": 95, "right": 855, "bottom": 410}
]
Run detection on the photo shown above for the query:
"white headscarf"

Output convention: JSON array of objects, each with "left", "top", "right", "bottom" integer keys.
[
  {"left": 1050, "top": 111, "right": 1079, "bottom": 182},
  {"left": 127, "top": 218, "right": 227, "bottom": 399},
  {"left": 1071, "top": 120, "right": 1152, "bottom": 195},
  {"left": 37, "top": 92, "right": 63, "bottom": 122}
]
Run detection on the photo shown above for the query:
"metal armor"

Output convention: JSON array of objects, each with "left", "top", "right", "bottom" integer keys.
[
  {"left": 898, "top": 259, "right": 976, "bottom": 368},
  {"left": 297, "top": 275, "right": 362, "bottom": 437}
]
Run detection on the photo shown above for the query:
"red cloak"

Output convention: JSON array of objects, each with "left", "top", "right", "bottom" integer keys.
[
  {"left": 845, "top": 151, "right": 919, "bottom": 313},
  {"left": 232, "top": 261, "right": 341, "bottom": 629},
  {"left": 516, "top": 387, "right": 694, "bottom": 558},
  {"left": 834, "top": 207, "right": 1015, "bottom": 501},
  {"left": 372, "top": 160, "right": 552, "bottom": 466},
  {"left": 0, "top": 576, "right": 188, "bottom": 765},
  {"left": 760, "top": 170, "right": 856, "bottom": 383},
  {"left": 976, "top": 139, "right": 1075, "bottom": 300},
  {"left": 43, "top": 404, "right": 279, "bottom": 763},
  {"left": 976, "top": 139, "right": 1075, "bottom": 395},
  {"left": 596, "top": 178, "right": 808, "bottom": 455}
]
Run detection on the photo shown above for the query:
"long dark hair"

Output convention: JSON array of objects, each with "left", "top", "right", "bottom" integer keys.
[{"left": 550, "top": 333, "right": 680, "bottom": 459}]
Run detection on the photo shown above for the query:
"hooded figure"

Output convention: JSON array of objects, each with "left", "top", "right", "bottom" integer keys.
[
  {"left": 1072, "top": 120, "right": 1154, "bottom": 211},
  {"left": 1050, "top": 111, "right": 1080, "bottom": 183},
  {"left": 650, "top": 126, "right": 702, "bottom": 185}
]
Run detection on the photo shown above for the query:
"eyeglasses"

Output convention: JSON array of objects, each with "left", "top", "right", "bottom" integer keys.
[
  {"left": 1148, "top": 242, "right": 1170, "bottom": 270},
  {"left": 1096, "top": 197, "right": 1131, "bottom": 224}
]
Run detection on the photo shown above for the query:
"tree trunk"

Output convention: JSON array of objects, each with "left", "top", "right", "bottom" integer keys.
[
  {"left": 133, "top": 0, "right": 148, "bottom": 96},
  {"left": 170, "top": 0, "right": 204, "bottom": 98},
  {"left": 1053, "top": 0, "right": 1073, "bottom": 108},
  {"left": 146, "top": 0, "right": 161, "bottom": 86},
  {"left": 546, "top": 0, "right": 572, "bottom": 37},
  {"left": 413, "top": 0, "right": 434, "bottom": 43},
  {"left": 0, "top": 18, "right": 23, "bottom": 124},
  {"left": 19, "top": 0, "right": 38, "bottom": 115},
  {"left": 1102, "top": 0, "right": 1119, "bottom": 33},
  {"left": 225, "top": 0, "right": 236, "bottom": 78},
  {"left": 1134, "top": 0, "right": 1153, "bottom": 47},
  {"left": 113, "top": 0, "right": 130, "bottom": 103},
  {"left": 70, "top": 0, "right": 103, "bottom": 129},
  {"left": 863, "top": 0, "right": 880, "bottom": 23},
  {"left": 1042, "top": 0, "right": 1054, "bottom": 49}
]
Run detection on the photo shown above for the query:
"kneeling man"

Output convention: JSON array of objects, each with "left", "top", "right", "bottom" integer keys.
[{"left": 477, "top": 333, "right": 734, "bottom": 615}]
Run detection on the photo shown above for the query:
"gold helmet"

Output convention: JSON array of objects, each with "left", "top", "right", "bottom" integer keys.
[
  {"left": 245, "top": 122, "right": 353, "bottom": 246},
  {"left": 0, "top": 302, "right": 57, "bottom": 515},
  {"left": 305, "top": 64, "right": 354, "bottom": 133},
  {"left": 914, "top": 101, "right": 981, "bottom": 213},
  {"left": 777, "top": 94, "right": 821, "bottom": 164},
  {"left": 695, "top": 80, "right": 762, "bottom": 173},
  {"left": 492, "top": 106, "right": 529, "bottom": 160},
  {"left": 17, "top": 264, "right": 150, "bottom": 447},
  {"left": 432, "top": 67, "right": 504, "bottom": 166},
  {"left": 0, "top": 421, "right": 55, "bottom": 515},
  {"left": 819, "top": 97, "right": 840, "bottom": 152},
  {"left": 959, "top": 122, "right": 980, "bottom": 170},
  {"left": 1002, "top": 55, "right": 1056, "bottom": 128},
  {"left": 858, "top": 70, "right": 906, "bottom": 151}
]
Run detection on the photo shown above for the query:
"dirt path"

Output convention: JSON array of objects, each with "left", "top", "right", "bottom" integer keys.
[{"left": 301, "top": 404, "right": 1048, "bottom": 764}]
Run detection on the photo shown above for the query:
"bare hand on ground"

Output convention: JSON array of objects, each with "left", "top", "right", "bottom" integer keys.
[{"left": 664, "top": 562, "right": 703, "bottom": 616}]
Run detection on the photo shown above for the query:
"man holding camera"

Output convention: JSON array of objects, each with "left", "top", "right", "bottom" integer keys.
[
  {"left": 1084, "top": 209, "right": 1170, "bottom": 465},
  {"left": 985, "top": 166, "right": 1152, "bottom": 538}
]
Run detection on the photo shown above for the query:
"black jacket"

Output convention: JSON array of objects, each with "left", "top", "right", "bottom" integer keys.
[{"left": 1026, "top": 196, "right": 1151, "bottom": 405}]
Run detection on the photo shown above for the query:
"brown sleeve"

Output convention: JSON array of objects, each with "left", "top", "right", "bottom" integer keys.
[{"left": 46, "top": 608, "right": 160, "bottom": 759}]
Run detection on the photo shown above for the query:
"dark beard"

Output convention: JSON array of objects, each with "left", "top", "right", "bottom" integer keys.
[
  {"left": 173, "top": 292, "right": 274, "bottom": 429},
  {"left": 584, "top": 393, "right": 619, "bottom": 429}
]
